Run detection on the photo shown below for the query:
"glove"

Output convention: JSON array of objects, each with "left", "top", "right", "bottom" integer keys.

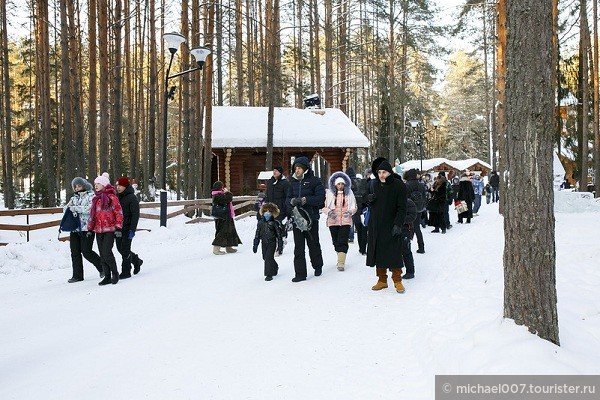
[
  {"left": 277, "top": 239, "right": 284, "bottom": 255},
  {"left": 290, "top": 198, "right": 302, "bottom": 206},
  {"left": 328, "top": 210, "right": 337, "bottom": 220},
  {"left": 392, "top": 225, "right": 403, "bottom": 238},
  {"left": 128, "top": 230, "right": 135, "bottom": 240},
  {"left": 343, "top": 211, "right": 351, "bottom": 218},
  {"left": 253, "top": 238, "right": 260, "bottom": 253},
  {"left": 69, "top": 206, "right": 76, "bottom": 213},
  {"left": 86, "top": 231, "right": 93, "bottom": 238},
  {"left": 114, "top": 231, "right": 122, "bottom": 238},
  {"left": 301, "top": 197, "right": 307, "bottom": 205},
  {"left": 367, "top": 193, "right": 376, "bottom": 203}
]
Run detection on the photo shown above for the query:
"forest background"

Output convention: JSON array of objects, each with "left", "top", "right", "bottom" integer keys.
[{"left": 0, "top": 0, "right": 595, "bottom": 209}]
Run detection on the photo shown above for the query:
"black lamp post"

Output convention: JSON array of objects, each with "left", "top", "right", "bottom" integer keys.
[
  {"left": 161, "top": 33, "right": 211, "bottom": 227},
  {"left": 408, "top": 117, "right": 440, "bottom": 173}
]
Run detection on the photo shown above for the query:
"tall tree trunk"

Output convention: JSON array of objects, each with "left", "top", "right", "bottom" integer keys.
[
  {"left": 324, "top": 0, "right": 333, "bottom": 108},
  {"left": 496, "top": 0, "right": 506, "bottom": 211},
  {"left": 148, "top": 0, "right": 157, "bottom": 194},
  {"left": 180, "top": 0, "right": 190, "bottom": 199},
  {"left": 60, "top": 0, "right": 75, "bottom": 198},
  {"left": 246, "top": 0, "right": 255, "bottom": 105},
  {"left": 339, "top": 0, "right": 347, "bottom": 115},
  {"left": 217, "top": 0, "right": 224, "bottom": 106},
  {"left": 124, "top": 0, "right": 135, "bottom": 178},
  {"left": 387, "top": 0, "right": 396, "bottom": 162},
  {"left": 1, "top": 0, "right": 15, "bottom": 208},
  {"left": 88, "top": 0, "right": 98, "bottom": 178},
  {"left": 98, "top": 0, "right": 110, "bottom": 173},
  {"left": 235, "top": 0, "right": 244, "bottom": 105},
  {"left": 579, "top": 0, "right": 591, "bottom": 192},
  {"left": 503, "top": 0, "right": 559, "bottom": 345},
  {"left": 36, "top": 0, "right": 56, "bottom": 206},
  {"left": 593, "top": 0, "right": 600, "bottom": 197},
  {"left": 202, "top": 0, "right": 215, "bottom": 198},
  {"left": 111, "top": 0, "right": 123, "bottom": 178}
]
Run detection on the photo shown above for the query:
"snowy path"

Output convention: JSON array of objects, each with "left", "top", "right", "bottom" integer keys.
[{"left": 1, "top": 203, "right": 599, "bottom": 399}]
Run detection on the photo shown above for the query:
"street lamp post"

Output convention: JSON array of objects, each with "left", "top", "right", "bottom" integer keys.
[
  {"left": 408, "top": 117, "right": 440, "bottom": 173},
  {"left": 161, "top": 32, "right": 211, "bottom": 227}
]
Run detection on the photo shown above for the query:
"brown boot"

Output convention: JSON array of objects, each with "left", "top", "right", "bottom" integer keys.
[
  {"left": 336, "top": 252, "right": 346, "bottom": 271},
  {"left": 391, "top": 269, "right": 405, "bottom": 293},
  {"left": 371, "top": 268, "right": 388, "bottom": 290}
]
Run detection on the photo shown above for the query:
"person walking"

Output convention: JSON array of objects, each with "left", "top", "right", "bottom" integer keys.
[
  {"left": 211, "top": 181, "right": 242, "bottom": 255},
  {"left": 115, "top": 176, "right": 144, "bottom": 279},
  {"left": 286, "top": 156, "right": 325, "bottom": 282},
  {"left": 426, "top": 174, "right": 448, "bottom": 234},
  {"left": 252, "top": 203, "right": 285, "bottom": 281},
  {"left": 323, "top": 171, "right": 357, "bottom": 271},
  {"left": 472, "top": 174, "right": 484, "bottom": 215},
  {"left": 489, "top": 171, "right": 500, "bottom": 202},
  {"left": 401, "top": 198, "right": 418, "bottom": 279},
  {"left": 65, "top": 177, "right": 103, "bottom": 283},
  {"left": 456, "top": 173, "right": 475, "bottom": 223},
  {"left": 265, "top": 166, "right": 290, "bottom": 223},
  {"left": 366, "top": 160, "right": 407, "bottom": 293},
  {"left": 403, "top": 168, "right": 427, "bottom": 254},
  {"left": 88, "top": 172, "right": 123, "bottom": 285},
  {"left": 347, "top": 167, "right": 368, "bottom": 255}
]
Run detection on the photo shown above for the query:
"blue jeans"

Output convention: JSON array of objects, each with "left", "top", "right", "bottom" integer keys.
[{"left": 473, "top": 195, "right": 482, "bottom": 213}]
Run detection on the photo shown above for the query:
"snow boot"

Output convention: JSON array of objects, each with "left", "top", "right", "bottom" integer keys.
[
  {"left": 98, "top": 276, "right": 111, "bottom": 286},
  {"left": 225, "top": 246, "right": 237, "bottom": 253},
  {"left": 336, "top": 252, "right": 346, "bottom": 271},
  {"left": 133, "top": 255, "right": 143, "bottom": 275},
  {"left": 213, "top": 246, "right": 226, "bottom": 255},
  {"left": 371, "top": 268, "right": 388, "bottom": 290},
  {"left": 391, "top": 269, "right": 405, "bottom": 293}
]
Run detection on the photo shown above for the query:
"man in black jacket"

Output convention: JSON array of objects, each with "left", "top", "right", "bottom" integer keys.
[
  {"left": 115, "top": 177, "right": 143, "bottom": 278},
  {"left": 265, "top": 166, "right": 290, "bottom": 223},
  {"left": 489, "top": 171, "right": 500, "bottom": 203},
  {"left": 286, "top": 156, "right": 325, "bottom": 282},
  {"left": 403, "top": 169, "right": 427, "bottom": 254}
]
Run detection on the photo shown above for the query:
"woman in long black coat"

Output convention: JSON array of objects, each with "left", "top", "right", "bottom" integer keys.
[
  {"left": 426, "top": 175, "right": 448, "bottom": 234},
  {"left": 456, "top": 174, "right": 475, "bottom": 223},
  {"left": 211, "top": 181, "right": 242, "bottom": 255}
]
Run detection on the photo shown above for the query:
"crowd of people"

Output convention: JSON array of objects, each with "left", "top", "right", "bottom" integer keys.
[{"left": 63, "top": 159, "right": 494, "bottom": 293}]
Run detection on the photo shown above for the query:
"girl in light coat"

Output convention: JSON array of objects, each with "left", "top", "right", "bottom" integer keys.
[{"left": 322, "top": 171, "right": 357, "bottom": 271}]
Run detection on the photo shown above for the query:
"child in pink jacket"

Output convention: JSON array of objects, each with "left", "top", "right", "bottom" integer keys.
[
  {"left": 88, "top": 172, "right": 124, "bottom": 285},
  {"left": 322, "top": 171, "right": 357, "bottom": 271}
]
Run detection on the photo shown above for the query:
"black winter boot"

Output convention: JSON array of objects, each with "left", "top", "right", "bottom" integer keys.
[
  {"left": 99, "top": 276, "right": 111, "bottom": 285},
  {"left": 133, "top": 255, "right": 143, "bottom": 274}
]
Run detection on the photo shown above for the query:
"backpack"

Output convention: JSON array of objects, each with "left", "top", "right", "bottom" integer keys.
[
  {"left": 409, "top": 186, "right": 426, "bottom": 213},
  {"left": 351, "top": 177, "right": 369, "bottom": 206},
  {"left": 445, "top": 181, "right": 454, "bottom": 205},
  {"left": 291, "top": 206, "right": 312, "bottom": 232}
]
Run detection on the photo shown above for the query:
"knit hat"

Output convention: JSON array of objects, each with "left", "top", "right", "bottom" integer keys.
[
  {"left": 293, "top": 156, "right": 310, "bottom": 172},
  {"left": 94, "top": 172, "right": 110, "bottom": 187},
  {"left": 116, "top": 176, "right": 130, "bottom": 187},
  {"left": 334, "top": 177, "right": 346, "bottom": 186},
  {"left": 371, "top": 157, "right": 387, "bottom": 175},
  {"left": 274, "top": 166, "right": 284, "bottom": 175},
  {"left": 213, "top": 181, "right": 224, "bottom": 190},
  {"left": 377, "top": 160, "right": 394, "bottom": 174}
]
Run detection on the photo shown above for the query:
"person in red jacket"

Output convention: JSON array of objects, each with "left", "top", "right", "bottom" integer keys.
[{"left": 88, "top": 172, "right": 124, "bottom": 285}]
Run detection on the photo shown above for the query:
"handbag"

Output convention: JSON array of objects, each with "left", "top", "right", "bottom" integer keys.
[
  {"left": 59, "top": 208, "right": 80, "bottom": 234},
  {"left": 455, "top": 200, "right": 468, "bottom": 214},
  {"left": 211, "top": 202, "right": 229, "bottom": 220}
]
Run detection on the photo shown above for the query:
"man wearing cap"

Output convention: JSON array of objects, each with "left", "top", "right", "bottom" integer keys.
[
  {"left": 115, "top": 176, "right": 144, "bottom": 278},
  {"left": 266, "top": 166, "right": 290, "bottom": 223},
  {"left": 366, "top": 159, "right": 408, "bottom": 293},
  {"left": 285, "top": 156, "right": 325, "bottom": 282}
]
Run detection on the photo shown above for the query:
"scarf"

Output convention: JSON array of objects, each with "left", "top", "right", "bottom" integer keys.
[
  {"left": 211, "top": 188, "right": 235, "bottom": 218},
  {"left": 89, "top": 186, "right": 114, "bottom": 222}
]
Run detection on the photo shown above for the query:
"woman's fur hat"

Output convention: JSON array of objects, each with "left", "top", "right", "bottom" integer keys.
[
  {"left": 71, "top": 177, "right": 93, "bottom": 192},
  {"left": 328, "top": 171, "right": 351, "bottom": 194}
]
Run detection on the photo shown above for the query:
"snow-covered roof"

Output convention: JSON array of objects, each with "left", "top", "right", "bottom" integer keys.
[
  {"left": 211, "top": 106, "right": 369, "bottom": 149},
  {"left": 399, "top": 158, "right": 492, "bottom": 172}
]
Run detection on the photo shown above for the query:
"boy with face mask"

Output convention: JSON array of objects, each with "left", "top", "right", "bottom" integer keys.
[{"left": 253, "top": 203, "right": 285, "bottom": 281}]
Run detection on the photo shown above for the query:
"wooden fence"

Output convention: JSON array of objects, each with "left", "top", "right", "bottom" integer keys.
[{"left": 0, "top": 196, "right": 257, "bottom": 245}]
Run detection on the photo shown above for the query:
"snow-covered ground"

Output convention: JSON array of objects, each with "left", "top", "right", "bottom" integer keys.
[{"left": 1, "top": 193, "right": 599, "bottom": 399}]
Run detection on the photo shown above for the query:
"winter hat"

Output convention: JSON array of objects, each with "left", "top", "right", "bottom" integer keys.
[
  {"left": 116, "top": 176, "right": 130, "bottom": 187},
  {"left": 213, "top": 181, "right": 224, "bottom": 190},
  {"left": 438, "top": 171, "right": 446, "bottom": 178},
  {"left": 94, "top": 172, "right": 110, "bottom": 187},
  {"left": 260, "top": 202, "right": 280, "bottom": 218},
  {"left": 371, "top": 157, "right": 387, "bottom": 175},
  {"left": 474, "top": 174, "right": 481, "bottom": 180},
  {"left": 345, "top": 167, "right": 356, "bottom": 179},
  {"left": 334, "top": 177, "right": 346, "bottom": 186},
  {"left": 403, "top": 168, "right": 418, "bottom": 181},
  {"left": 377, "top": 160, "right": 394, "bottom": 174},
  {"left": 274, "top": 166, "right": 284, "bottom": 175},
  {"left": 71, "top": 177, "right": 93, "bottom": 192},
  {"left": 293, "top": 156, "right": 310, "bottom": 172}
]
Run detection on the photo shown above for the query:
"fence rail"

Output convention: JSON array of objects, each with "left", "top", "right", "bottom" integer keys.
[{"left": 0, "top": 196, "right": 257, "bottom": 245}]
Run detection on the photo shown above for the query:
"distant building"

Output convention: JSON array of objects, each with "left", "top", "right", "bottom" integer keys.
[{"left": 210, "top": 106, "right": 370, "bottom": 194}]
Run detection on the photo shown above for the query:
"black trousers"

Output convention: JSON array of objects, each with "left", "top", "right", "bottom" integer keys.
[
  {"left": 402, "top": 234, "right": 415, "bottom": 275},
  {"left": 292, "top": 223, "right": 323, "bottom": 278},
  {"left": 116, "top": 235, "right": 140, "bottom": 274},
  {"left": 70, "top": 231, "right": 102, "bottom": 280},
  {"left": 413, "top": 219, "right": 424, "bottom": 250},
  {"left": 352, "top": 212, "right": 367, "bottom": 253},
  {"left": 96, "top": 232, "right": 119, "bottom": 278},
  {"left": 261, "top": 240, "right": 279, "bottom": 277},
  {"left": 329, "top": 225, "right": 351, "bottom": 253}
]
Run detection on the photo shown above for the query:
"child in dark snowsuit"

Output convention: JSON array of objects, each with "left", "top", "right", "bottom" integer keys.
[{"left": 253, "top": 203, "right": 285, "bottom": 281}]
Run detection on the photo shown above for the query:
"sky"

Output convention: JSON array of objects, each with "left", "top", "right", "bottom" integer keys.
[{"left": 1, "top": 189, "right": 599, "bottom": 399}]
